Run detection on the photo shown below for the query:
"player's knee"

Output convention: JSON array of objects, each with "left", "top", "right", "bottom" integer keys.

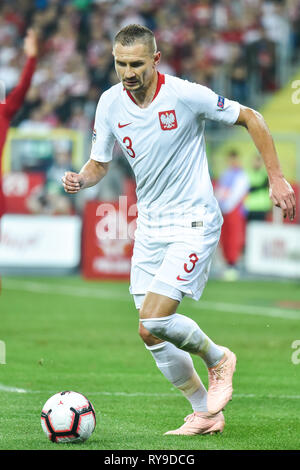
[
  {"left": 138, "top": 322, "right": 159, "bottom": 346},
  {"left": 138, "top": 321, "right": 152, "bottom": 341}
]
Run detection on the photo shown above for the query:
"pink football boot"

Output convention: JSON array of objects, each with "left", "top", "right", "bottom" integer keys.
[
  {"left": 207, "top": 346, "right": 237, "bottom": 415},
  {"left": 164, "top": 411, "right": 225, "bottom": 436}
]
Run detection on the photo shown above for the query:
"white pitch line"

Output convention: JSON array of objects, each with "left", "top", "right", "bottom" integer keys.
[
  {"left": 189, "top": 300, "right": 300, "bottom": 321},
  {"left": 2, "top": 279, "right": 300, "bottom": 321},
  {"left": 0, "top": 384, "right": 300, "bottom": 400},
  {"left": 0, "top": 384, "right": 28, "bottom": 393}
]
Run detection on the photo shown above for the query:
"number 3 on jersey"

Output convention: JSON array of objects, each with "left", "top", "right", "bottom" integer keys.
[{"left": 123, "top": 136, "right": 136, "bottom": 159}]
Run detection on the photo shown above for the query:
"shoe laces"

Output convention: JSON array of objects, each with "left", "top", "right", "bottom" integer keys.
[
  {"left": 184, "top": 412, "right": 196, "bottom": 423},
  {"left": 184, "top": 412, "right": 205, "bottom": 423},
  {"left": 209, "top": 361, "right": 227, "bottom": 383}
]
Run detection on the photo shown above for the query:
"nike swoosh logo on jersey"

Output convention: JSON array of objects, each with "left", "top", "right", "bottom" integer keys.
[
  {"left": 176, "top": 275, "right": 188, "bottom": 281},
  {"left": 118, "top": 122, "right": 132, "bottom": 128}
]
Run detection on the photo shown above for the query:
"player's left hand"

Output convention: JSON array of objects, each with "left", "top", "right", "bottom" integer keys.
[{"left": 269, "top": 176, "right": 296, "bottom": 221}]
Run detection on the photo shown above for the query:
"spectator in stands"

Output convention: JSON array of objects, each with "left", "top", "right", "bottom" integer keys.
[
  {"left": 246, "top": 26, "right": 277, "bottom": 92},
  {"left": 244, "top": 154, "right": 272, "bottom": 221},
  {"left": 215, "top": 150, "right": 249, "bottom": 280},
  {"left": 228, "top": 44, "right": 249, "bottom": 104},
  {"left": 18, "top": 106, "right": 54, "bottom": 131},
  {"left": 0, "top": 28, "right": 38, "bottom": 217}
]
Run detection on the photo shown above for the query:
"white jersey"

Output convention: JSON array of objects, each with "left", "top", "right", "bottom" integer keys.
[{"left": 91, "top": 73, "right": 240, "bottom": 237}]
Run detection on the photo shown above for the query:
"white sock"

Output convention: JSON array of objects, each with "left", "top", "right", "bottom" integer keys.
[
  {"left": 146, "top": 341, "right": 208, "bottom": 412},
  {"left": 141, "top": 313, "right": 224, "bottom": 368}
]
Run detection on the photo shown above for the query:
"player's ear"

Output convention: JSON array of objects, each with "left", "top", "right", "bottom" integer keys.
[{"left": 154, "top": 51, "right": 161, "bottom": 67}]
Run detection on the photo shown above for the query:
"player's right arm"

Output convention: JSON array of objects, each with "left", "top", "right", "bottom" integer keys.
[
  {"left": 62, "top": 90, "right": 116, "bottom": 194},
  {"left": 62, "top": 160, "right": 109, "bottom": 194}
]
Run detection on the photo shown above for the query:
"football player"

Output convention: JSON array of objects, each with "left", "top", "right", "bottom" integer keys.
[{"left": 62, "top": 24, "right": 296, "bottom": 435}]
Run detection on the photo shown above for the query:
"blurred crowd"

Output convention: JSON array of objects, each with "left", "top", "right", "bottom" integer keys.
[
  {"left": 1, "top": 0, "right": 300, "bottom": 132},
  {"left": 1, "top": 0, "right": 299, "bottom": 226}
]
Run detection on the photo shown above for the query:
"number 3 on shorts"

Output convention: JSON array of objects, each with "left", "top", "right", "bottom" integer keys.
[{"left": 184, "top": 253, "right": 199, "bottom": 273}]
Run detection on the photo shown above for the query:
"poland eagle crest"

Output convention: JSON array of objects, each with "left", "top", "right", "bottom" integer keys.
[{"left": 158, "top": 110, "right": 178, "bottom": 130}]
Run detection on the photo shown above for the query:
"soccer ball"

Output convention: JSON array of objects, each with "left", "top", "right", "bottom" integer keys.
[{"left": 41, "top": 391, "right": 96, "bottom": 443}]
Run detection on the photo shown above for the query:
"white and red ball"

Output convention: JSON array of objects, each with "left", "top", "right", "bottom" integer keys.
[{"left": 41, "top": 391, "right": 96, "bottom": 443}]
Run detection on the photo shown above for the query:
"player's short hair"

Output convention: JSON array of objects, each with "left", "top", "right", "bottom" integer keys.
[{"left": 113, "top": 24, "right": 157, "bottom": 55}]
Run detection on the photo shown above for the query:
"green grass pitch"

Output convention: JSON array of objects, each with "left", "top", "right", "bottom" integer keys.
[{"left": 0, "top": 275, "right": 299, "bottom": 450}]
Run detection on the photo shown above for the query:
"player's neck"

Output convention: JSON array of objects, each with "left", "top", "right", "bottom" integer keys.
[{"left": 130, "top": 71, "right": 158, "bottom": 109}]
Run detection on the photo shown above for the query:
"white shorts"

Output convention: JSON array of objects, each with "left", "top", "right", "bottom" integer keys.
[{"left": 130, "top": 227, "right": 220, "bottom": 309}]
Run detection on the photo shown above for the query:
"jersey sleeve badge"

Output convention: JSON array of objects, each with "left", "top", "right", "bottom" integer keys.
[
  {"left": 158, "top": 110, "right": 178, "bottom": 130},
  {"left": 217, "top": 96, "right": 225, "bottom": 109},
  {"left": 92, "top": 128, "right": 97, "bottom": 143}
]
